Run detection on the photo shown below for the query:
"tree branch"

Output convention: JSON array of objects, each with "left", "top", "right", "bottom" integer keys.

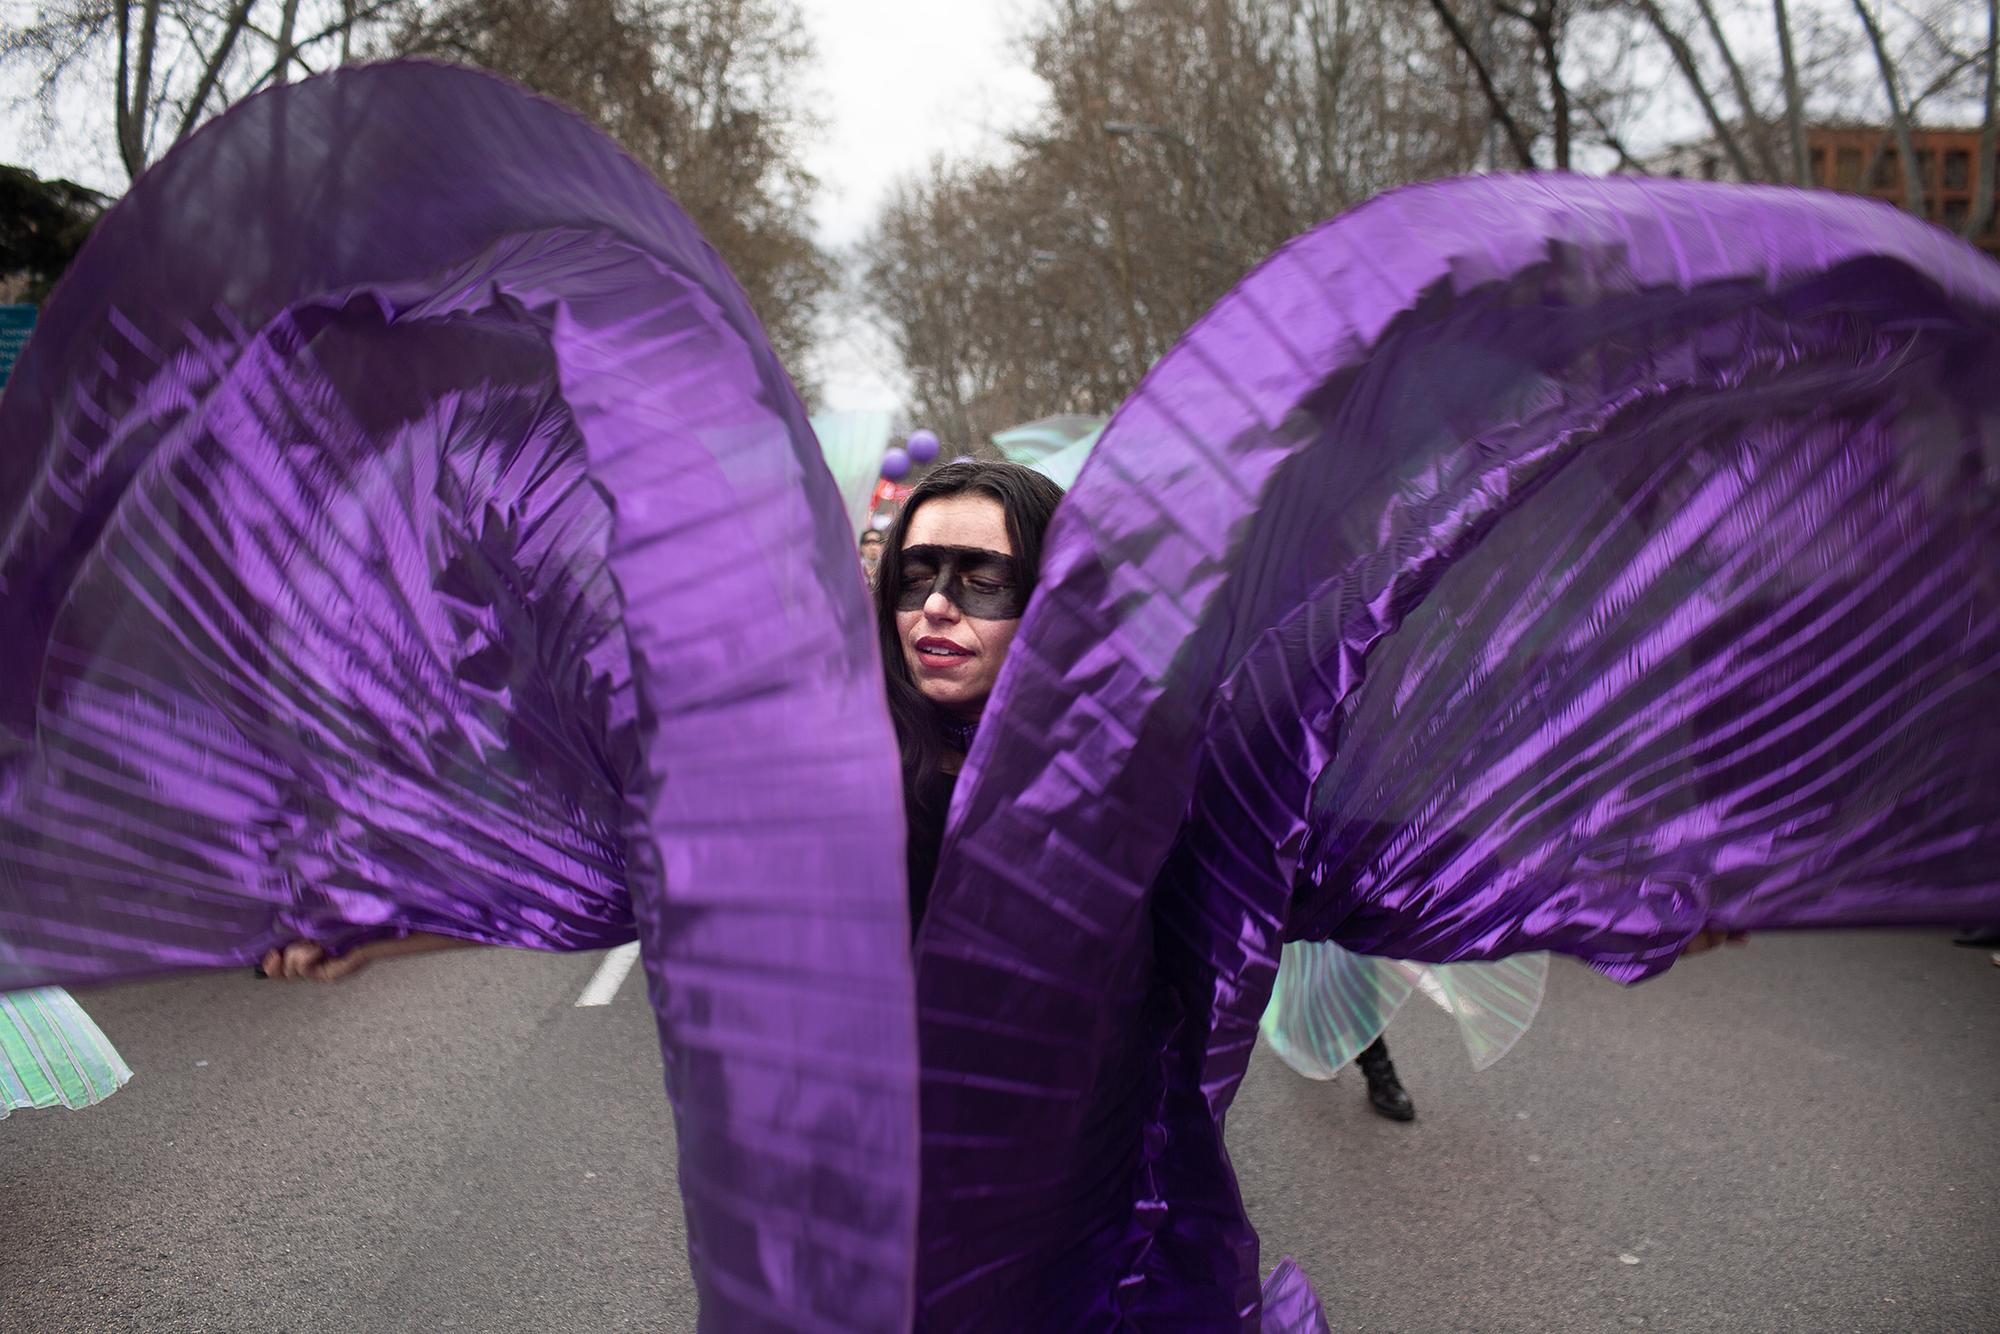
[
  {"left": 1907, "top": 49, "right": 1984, "bottom": 118},
  {"left": 175, "top": 0, "right": 254, "bottom": 142},
  {"left": 115, "top": 1, "right": 135, "bottom": 175},
  {"left": 1773, "top": 0, "right": 1812, "bottom": 184},
  {"left": 1426, "top": 0, "right": 1539, "bottom": 170},
  {"left": 1581, "top": 96, "right": 1649, "bottom": 174},
  {"left": 127, "top": 0, "right": 162, "bottom": 177},
  {"left": 276, "top": 0, "right": 413, "bottom": 59},
  {"left": 244, "top": 42, "right": 327, "bottom": 98},
  {"left": 274, "top": 0, "right": 301, "bottom": 86},
  {"left": 1693, "top": 0, "right": 1780, "bottom": 178},
  {"left": 1969, "top": 0, "right": 1998, "bottom": 240},
  {"left": 1851, "top": 0, "right": 1925, "bottom": 216},
  {"left": 1532, "top": 0, "right": 1570, "bottom": 172},
  {"left": 1634, "top": 0, "right": 1757, "bottom": 181}
]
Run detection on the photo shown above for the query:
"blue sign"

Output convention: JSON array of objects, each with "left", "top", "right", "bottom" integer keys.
[{"left": 0, "top": 305, "right": 34, "bottom": 389}]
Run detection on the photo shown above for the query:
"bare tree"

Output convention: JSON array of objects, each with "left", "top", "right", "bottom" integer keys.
[
  {"left": 861, "top": 156, "right": 1143, "bottom": 448},
  {"left": 1499, "top": 0, "right": 1573, "bottom": 170},
  {"left": 384, "top": 0, "right": 832, "bottom": 375},
  {"left": 1415, "top": 0, "right": 1984, "bottom": 190},
  {"left": 5, "top": 2, "right": 407, "bottom": 182},
  {"left": 864, "top": 0, "right": 1504, "bottom": 439},
  {"left": 1773, "top": 0, "right": 1811, "bottom": 183},
  {"left": 1972, "top": 0, "right": 1998, "bottom": 240},
  {"left": 865, "top": 0, "right": 1996, "bottom": 444},
  {"left": 1429, "top": 0, "right": 1541, "bottom": 167},
  {"left": 1691, "top": 0, "right": 1780, "bottom": 176},
  {"left": 1634, "top": 0, "right": 1759, "bottom": 179},
  {"left": 1850, "top": 0, "right": 1924, "bottom": 215},
  {"left": 4, "top": 1, "right": 835, "bottom": 377}
]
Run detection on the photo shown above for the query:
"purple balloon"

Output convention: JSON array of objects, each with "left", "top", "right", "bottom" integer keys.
[
  {"left": 881, "top": 446, "right": 912, "bottom": 480},
  {"left": 906, "top": 429, "right": 941, "bottom": 463}
]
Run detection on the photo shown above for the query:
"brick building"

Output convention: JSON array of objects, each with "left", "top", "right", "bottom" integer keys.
[
  {"left": 1805, "top": 126, "right": 1997, "bottom": 255},
  {"left": 1644, "top": 126, "right": 1998, "bottom": 258}
]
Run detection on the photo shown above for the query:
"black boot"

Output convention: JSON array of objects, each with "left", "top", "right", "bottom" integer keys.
[{"left": 1355, "top": 1038, "right": 1415, "bottom": 1122}]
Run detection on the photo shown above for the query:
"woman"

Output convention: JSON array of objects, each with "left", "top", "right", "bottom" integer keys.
[
  {"left": 16, "top": 67, "right": 1990, "bottom": 1331},
  {"left": 874, "top": 461, "right": 1064, "bottom": 927},
  {"left": 264, "top": 459, "right": 1065, "bottom": 978}
]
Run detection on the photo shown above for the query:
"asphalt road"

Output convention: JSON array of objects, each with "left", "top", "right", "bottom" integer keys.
[{"left": 4, "top": 932, "right": 1993, "bottom": 1332}]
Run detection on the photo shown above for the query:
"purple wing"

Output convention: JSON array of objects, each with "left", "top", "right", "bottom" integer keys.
[
  {"left": 0, "top": 65, "right": 914, "bottom": 1331},
  {"left": 916, "top": 176, "right": 2000, "bottom": 1327}
]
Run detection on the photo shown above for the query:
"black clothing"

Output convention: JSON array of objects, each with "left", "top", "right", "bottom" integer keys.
[
  {"left": 906, "top": 769, "right": 959, "bottom": 932},
  {"left": 1357, "top": 1036, "right": 1416, "bottom": 1122}
]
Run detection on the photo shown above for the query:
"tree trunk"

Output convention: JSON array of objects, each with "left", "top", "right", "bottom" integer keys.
[
  {"left": 1851, "top": 0, "right": 1925, "bottom": 217},
  {"left": 115, "top": 2, "right": 134, "bottom": 176},
  {"left": 1427, "top": 0, "right": 1539, "bottom": 170},
  {"left": 1535, "top": 0, "right": 1570, "bottom": 171},
  {"left": 1773, "top": 0, "right": 1811, "bottom": 184},
  {"left": 1693, "top": 0, "right": 1779, "bottom": 179},
  {"left": 275, "top": 0, "right": 303, "bottom": 86},
  {"left": 131, "top": 0, "right": 161, "bottom": 175},
  {"left": 1969, "top": 0, "right": 1998, "bottom": 239},
  {"left": 179, "top": 1, "right": 257, "bottom": 141},
  {"left": 117, "top": 0, "right": 165, "bottom": 180},
  {"left": 1635, "top": 0, "right": 1754, "bottom": 182}
]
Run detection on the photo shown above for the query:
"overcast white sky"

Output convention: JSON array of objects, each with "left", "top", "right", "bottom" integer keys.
[
  {"left": 0, "top": 1, "right": 1048, "bottom": 412},
  {"left": 796, "top": 0, "right": 1044, "bottom": 248},
  {"left": 792, "top": 0, "right": 1047, "bottom": 409}
]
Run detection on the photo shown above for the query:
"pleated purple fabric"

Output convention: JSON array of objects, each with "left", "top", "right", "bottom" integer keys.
[
  {"left": 5, "top": 64, "right": 1999, "bottom": 1334},
  {"left": 916, "top": 176, "right": 2000, "bottom": 1327},
  {"left": 0, "top": 65, "right": 915, "bottom": 1332}
]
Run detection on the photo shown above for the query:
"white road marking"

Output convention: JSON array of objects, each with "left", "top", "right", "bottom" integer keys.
[{"left": 575, "top": 941, "right": 641, "bottom": 1007}]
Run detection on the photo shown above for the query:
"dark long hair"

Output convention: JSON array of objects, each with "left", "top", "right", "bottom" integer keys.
[{"left": 873, "top": 460, "right": 1066, "bottom": 805}]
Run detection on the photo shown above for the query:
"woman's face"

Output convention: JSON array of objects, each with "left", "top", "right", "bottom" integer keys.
[{"left": 893, "top": 494, "right": 1023, "bottom": 720}]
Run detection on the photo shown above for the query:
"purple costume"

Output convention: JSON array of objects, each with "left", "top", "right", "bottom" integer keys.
[{"left": 2, "top": 65, "right": 1995, "bottom": 1330}]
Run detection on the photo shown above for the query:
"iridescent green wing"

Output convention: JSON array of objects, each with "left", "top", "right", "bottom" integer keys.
[
  {"left": 1411, "top": 954, "right": 1550, "bottom": 1071},
  {"left": 0, "top": 987, "right": 133, "bottom": 1116},
  {"left": 1259, "top": 940, "right": 1415, "bottom": 1080},
  {"left": 1260, "top": 944, "right": 1550, "bottom": 1078}
]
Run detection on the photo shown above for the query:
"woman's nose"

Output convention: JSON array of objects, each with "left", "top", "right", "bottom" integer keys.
[{"left": 923, "top": 588, "right": 959, "bottom": 621}]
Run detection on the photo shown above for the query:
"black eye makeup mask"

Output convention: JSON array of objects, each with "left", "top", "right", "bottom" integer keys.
[{"left": 894, "top": 544, "right": 1029, "bottom": 619}]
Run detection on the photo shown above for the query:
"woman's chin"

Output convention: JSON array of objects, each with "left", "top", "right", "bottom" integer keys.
[{"left": 919, "top": 681, "right": 984, "bottom": 715}]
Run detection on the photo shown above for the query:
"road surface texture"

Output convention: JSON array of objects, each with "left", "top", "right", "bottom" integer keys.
[{"left": 4, "top": 931, "right": 1992, "bottom": 1332}]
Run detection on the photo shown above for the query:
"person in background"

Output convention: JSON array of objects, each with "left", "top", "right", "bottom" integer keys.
[{"left": 859, "top": 527, "right": 885, "bottom": 581}]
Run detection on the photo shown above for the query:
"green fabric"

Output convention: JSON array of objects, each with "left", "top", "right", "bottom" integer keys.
[
  {"left": 1027, "top": 429, "right": 1103, "bottom": 490},
  {"left": 992, "top": 415, "right": 1106, "bottom": 489},
  {"left": 0, "top": 987, "right": 132, "bottom": 1116},
  {"left": 809, "top": 411, "right": 895, "bottom": 534},
  {"left": 1261, "top": 942, "right": 1549, "bottom": 1078}
]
